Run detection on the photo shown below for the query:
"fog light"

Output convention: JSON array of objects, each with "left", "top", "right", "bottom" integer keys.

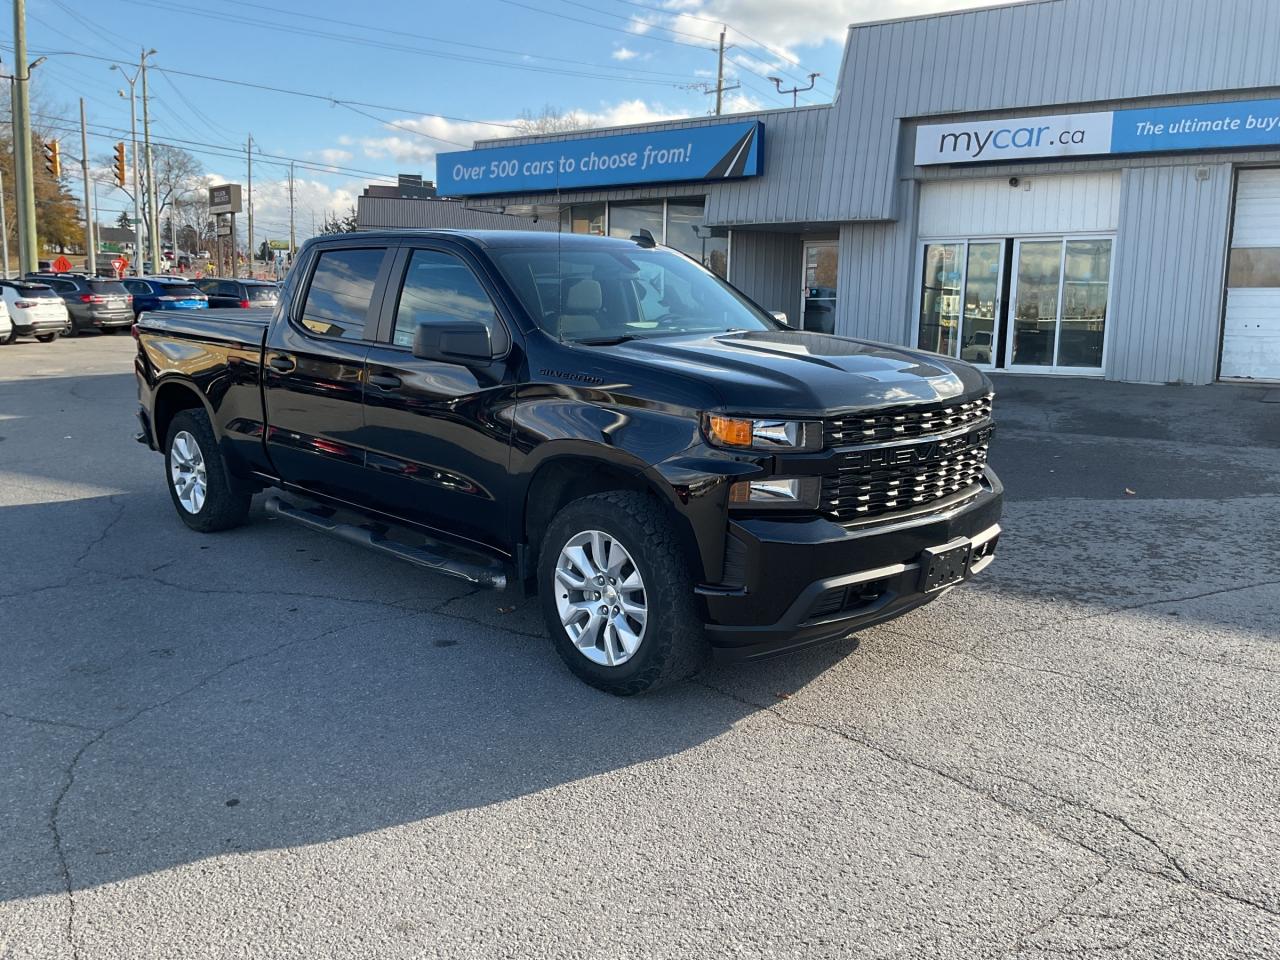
[{"left": 729, "top": 477, "right": 820, "bottom": 509}]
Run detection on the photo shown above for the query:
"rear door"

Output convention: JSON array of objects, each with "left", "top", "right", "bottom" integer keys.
[
  {"left": 358, "top": 242, "right": 517, "bottom": 551},
  {"left": 262, "top": 240, "right": 395, "bottom": 501}
]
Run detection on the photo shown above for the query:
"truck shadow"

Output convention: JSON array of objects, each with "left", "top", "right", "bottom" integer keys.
[{"left": 0, "top": 487, "right": 861, "bottom": 903}]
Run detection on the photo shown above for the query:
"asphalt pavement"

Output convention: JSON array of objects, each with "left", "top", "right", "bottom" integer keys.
[{"left": 1, "top": 334, "right": 1278, "bottom": 959}]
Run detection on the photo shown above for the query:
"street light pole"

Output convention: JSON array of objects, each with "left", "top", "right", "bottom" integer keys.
[
  {"left": 10, "top": 0, "right": 38, "bottom": 273},
  {"left": 246, "top": 134, "right": 253, "bottom": 279},
  {"left": 140, "top": 49, "right": 160, "bottom": 272}
]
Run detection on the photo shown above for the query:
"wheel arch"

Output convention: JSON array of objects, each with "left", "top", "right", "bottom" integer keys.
[{"left": 151, "top": 378, "right": 213, "bottom": 448}]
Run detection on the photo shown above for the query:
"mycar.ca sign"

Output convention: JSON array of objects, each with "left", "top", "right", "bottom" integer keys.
[
  {"left": 915, "top": 97, "right": 1280, "bottom": 165},
  {"left": 437, "top": 120, "right": 763, "bottom": 197}
]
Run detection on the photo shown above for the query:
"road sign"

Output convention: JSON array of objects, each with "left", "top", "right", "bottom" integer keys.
[
  {"left": 112, "top": 257, "right": 127, "bottom": 277},
  {"left": 208, "top": 184, "right": 243, "bottom": 215},
  {"left": 268, "top": 239, "right": 289, "bottom": 250},
  {"left": 215, "top": 220, "right": 232, "bottom": 237},
  {"left": 52, "top": 255, "right": 72, "bottom": 273}
]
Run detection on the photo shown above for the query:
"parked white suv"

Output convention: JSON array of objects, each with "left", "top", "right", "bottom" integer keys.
[
  {"left": 0, "top": 298, "right": 11, "bottom": 345},
  {"left": 0, "top": 280, "right": 69, "bottom": 343}
]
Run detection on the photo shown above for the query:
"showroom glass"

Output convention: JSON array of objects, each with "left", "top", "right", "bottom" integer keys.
[
  {"left": 299, "top": 248, "right": 386, "bottom": 340},
  {"left": 491, "top": 246, "right": 777, "bottom": 341},
  {"left": 1059, "top": 239, "right": 1111, "bottom": 367},
  {"left": 666, "top": 200, "right": 729, "bottom": 278},
  {"left": 917, "top": 242, "right": 963, "bottom": 354},
  {"left": 1010, "top": 241, "right": 1062, "bottom": 366},
  {"left": 961, "top": 242, "right": 1001, "bottom": 365},
  {"left": 607, "top": 201, "right": 664, "bottom": 243},
  {"left": 560, "top": 202, "right": 605, "bottom": 236},
  {"left": 392, "top": 249, "right": 504, "bottom": 350}
]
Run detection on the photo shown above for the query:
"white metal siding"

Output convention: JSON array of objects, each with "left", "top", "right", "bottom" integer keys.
[
  {"left": 1222, "top": 168, "right": 1280, "bottom": 379},
  {"left": 918, "top": 173, "right": 1121, "bottom": 238}
]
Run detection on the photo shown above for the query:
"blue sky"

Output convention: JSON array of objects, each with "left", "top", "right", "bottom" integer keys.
[{"left": 14, "top": 0, "right": 980, "bottom": 240}]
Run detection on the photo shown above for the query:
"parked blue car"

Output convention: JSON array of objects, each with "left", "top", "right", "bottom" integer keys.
[{"left": 122, "top": 277, "right": 208, "bottom": 318}]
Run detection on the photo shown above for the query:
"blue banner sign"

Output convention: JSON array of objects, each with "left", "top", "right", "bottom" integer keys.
[
  {"left": 1112, "top": 98, "right": 1280, "bottom": 153},
  {"left": 916, "top": 97, "right": 1280, "bottom": 165},
  {"left": 437, "top": 121, "right": 763, "bottom": 196}
]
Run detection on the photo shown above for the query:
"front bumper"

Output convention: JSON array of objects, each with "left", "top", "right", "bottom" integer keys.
[{"left": 701, "top": 469, "right": 1003, "bottom": 661}]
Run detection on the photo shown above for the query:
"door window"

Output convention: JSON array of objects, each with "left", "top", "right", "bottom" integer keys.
[
  {"left": 1059, "top": 239, "right": 1111, "bottom": 368},
  {"left": 918, "top": 242, "right": 963, "bottom": 354},
  {"left": 299, "top": 247, "right": 386, "bottom": 340},
  {"left": 1010, "top": 241, "right": 1063, "bottom": 366},
  {"left": 392, "top": 249, "right": 505, "bottom": 351},
  {"left": 803, "top": 243, "right": 838, "bottom": 333}
]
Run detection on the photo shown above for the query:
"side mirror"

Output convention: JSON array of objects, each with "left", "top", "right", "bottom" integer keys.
[
  {"left": 412, "top": 319, "right": 494, "bottom": 365},
  {"left": 771, "top": 311, "right": 790, "bottom": 327}
]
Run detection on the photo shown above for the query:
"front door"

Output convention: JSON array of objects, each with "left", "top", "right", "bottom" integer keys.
[
  {"left": 359, "top": 244, "right": 517, "bottom": 553},
  {"left": 801, "top": 241, "right": 838, "bottom": 333},
  {"left": 262, "top": 241, "right": 395, "bottom": 501},
  {"left": 917, "top": 240, "right": 1005, "bottom": 369}
]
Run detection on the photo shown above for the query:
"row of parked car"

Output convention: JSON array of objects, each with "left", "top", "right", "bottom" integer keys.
[{"left": 0, "top": 273, "right": 281, "bottom": 343}]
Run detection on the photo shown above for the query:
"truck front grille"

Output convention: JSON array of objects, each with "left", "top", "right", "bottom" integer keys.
[
  {"left": 824, "top": 395, "right": 993, "bottom": 447},
  {"left": 821, "top": 426, "right": 992, "bottom": 522}
]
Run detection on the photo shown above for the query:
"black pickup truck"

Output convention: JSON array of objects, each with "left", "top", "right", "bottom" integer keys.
[{"left": 134, "top": 230, "right": 1001, "bottom": 694}]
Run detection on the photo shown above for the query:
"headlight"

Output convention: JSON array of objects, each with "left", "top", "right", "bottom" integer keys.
[
  {"left": 706, "top": 415, "right": 822, "bottom": 452},
  {"left": 728, "top": 477, "right": 821, "bottom": 510}
]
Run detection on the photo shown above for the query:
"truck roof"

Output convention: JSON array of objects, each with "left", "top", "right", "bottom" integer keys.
[{"left": 319, "top": 229, "right": 648, "bottom": 251}]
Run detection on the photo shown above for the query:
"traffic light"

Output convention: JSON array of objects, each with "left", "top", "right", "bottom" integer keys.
[
  {"left": 113, "top": 142, "right": 127, "bottom": 188},
  {"left": 44, "top": 140, "right": 61, "bottom": 179}
]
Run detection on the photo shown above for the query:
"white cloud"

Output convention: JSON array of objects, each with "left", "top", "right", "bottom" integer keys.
[
  {"left": 317, "top": 148, "right": 353, "bottom": 164},
  {"left": 658, "top": 0, "right": 993, "bottom": 57},
  {"left": 611, "top": 46, "right": 641, "bottom": 61},
  {"left": 196, "top": 170, "right": 364, "bottom": 244}
]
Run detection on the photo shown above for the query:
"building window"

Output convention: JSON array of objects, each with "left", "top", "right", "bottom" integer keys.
[
  {"left": 608, "top": 201, "right": 664, "bottom": 244},
  {"left": 666, "top": 200, "right": 729, "bottom": 278},
  {"left": 918, "top": 242, "right": 964, "bottom": 355},
  {"left": 561, "top": 202, "right": 605, "bottom": 236}
]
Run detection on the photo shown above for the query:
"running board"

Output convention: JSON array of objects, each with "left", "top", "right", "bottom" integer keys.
[{"left": 264, "top": 496, "right": 508, "bottom": 590}]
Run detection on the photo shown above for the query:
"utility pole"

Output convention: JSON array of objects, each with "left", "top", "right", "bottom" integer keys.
[
  {"left": 246, "top": 135, "right": 253, "bottom": 278},
  {"left": 112, "top": 61, "right": 144, "bottom": 275},
  {"left": 80, "top": 99, "right": 96, "bottom": 275},
  {"left": 140, "top": 49, "right": 160, "bottom": 272},
  {"left": 11, "top": 0, "right": 39, "bottom": 273},
  {"left": 0, "top": 168, "right": 9, "bottom": 279},
  {"left": 702, "top": 27, "right": 738, "bottom": 116},
  {"left": 288, "top": 161, "right": 296, "bottom": 260}
]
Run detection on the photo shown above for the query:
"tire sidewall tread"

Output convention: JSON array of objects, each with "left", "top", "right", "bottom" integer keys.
[
  {"left": 538, "top": 490, "right": 707, "bottom": 696},
  {"left": 164, "top": 409, "right": 251, "bottom": 533}
]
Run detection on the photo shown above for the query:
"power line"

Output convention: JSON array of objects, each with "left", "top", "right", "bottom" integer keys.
[
  {"left": 114, "top": 0, "right": 693, "bottom": 88},
  {"left": 495, "top": 0, "right": 713, "bottom": 50},
  {"left": 1, "top": 45, "right": 523, "bottom": 131}
]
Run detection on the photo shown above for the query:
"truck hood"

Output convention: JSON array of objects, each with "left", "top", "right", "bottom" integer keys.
[{"left": 593, "top": 330, "right": 991, "bottom": 414}]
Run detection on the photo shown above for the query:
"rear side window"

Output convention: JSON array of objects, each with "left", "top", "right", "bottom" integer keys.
[
  {"left": 392, "top": 249, "right": 505, "bottom": 350},
  {"left": 300, "top": 248, "right": 385, "bottom": 340},
  {"left": 217, "top": 281, "right": 240, "bottom": 298},
  {"left": 124, "top": 280, "right": 151, "bottom": 295}
]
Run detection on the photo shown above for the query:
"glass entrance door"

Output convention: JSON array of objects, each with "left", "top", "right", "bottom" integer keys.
[
  {"left": 801, "top": 241, "right": 838, "bottom": 333},
  {"left": 917, "top": 239, "right": 1004, "bottom": 368}
]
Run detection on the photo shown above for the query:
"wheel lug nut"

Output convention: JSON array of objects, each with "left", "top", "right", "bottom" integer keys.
[
  {"left": 595, "top": 576, "right": 605, "bottom": 585},
  {"left": 598, "top": 605, "right": 608, "bottom": 615},
  {"left": 612, "top": 606, "right": 619, "bottom": 615},
  {"left": 593, "top": 592, "right": 600, "bottom": 600}
]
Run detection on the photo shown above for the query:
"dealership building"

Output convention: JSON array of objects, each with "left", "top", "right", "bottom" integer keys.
[{"left": 436, "top": 0, "right": 1280, "bottom": 384}]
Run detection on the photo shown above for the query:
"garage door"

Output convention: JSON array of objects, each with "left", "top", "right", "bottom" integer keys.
[{"left": 1222, "top": 169, "right": 1280, "bottom": 380}]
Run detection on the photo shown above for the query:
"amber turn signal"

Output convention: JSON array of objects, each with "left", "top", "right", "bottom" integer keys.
[{"left": 707, "top": 415, "right": 753, "bottom": 447}]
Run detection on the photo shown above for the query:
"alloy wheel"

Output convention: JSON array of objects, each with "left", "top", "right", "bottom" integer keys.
[{"left": 554, "top": 530, "right": 648, "bottom": 667}]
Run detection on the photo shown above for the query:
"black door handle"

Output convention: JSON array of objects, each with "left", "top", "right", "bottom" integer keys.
[
  {"left": 267, "top": 355, "right": 295, "bottom": 373},
  {"left": 367, "top": 373, "right": 402, "bottom": 390}
]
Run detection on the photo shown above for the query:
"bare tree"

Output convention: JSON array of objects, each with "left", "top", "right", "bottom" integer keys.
[{"left": 514, "top": 105, "right": 588, "bottom": 136}]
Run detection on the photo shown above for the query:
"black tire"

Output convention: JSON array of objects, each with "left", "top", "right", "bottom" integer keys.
[
  {"left": 163, "top": 409, "right": 251, "bottom": 532},
  {"left": 538, "top": 491, "right": 707, "bottom": 695},
  {"left": 35, "top": 333, "right": 57, "bottom": 343}
]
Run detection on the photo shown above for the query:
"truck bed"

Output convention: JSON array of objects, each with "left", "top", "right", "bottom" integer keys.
[{"left": 136, "top": 308, "right": 273, "bottom": 350}]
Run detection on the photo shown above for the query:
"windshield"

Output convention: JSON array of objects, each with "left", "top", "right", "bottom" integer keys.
[
  {"left": 491, "top": 245, "right": 779, "bottom": 342},
  {"left": 163, "top": 286, "right": 202, "bottom": 298},
  {"left": 246, "top": 285, "right": 278, "bottom": 301},
  {"left": 9, "top": 284, "right": 59, "bottom": 298}
]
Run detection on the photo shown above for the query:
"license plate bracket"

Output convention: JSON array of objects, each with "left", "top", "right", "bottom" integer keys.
[{"left": 920, "top": 541, "right": 972, "bottom": 593}]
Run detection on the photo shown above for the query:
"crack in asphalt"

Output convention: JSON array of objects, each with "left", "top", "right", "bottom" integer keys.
[
  {"left": 0, "top": 711, "right": 101, "bottom": 733},
  {"left": 42, "top": 602, "right": 443, "bottom": 960},
  {"left": 695, "top": 680, "right": 1280, "bottom": 936}
]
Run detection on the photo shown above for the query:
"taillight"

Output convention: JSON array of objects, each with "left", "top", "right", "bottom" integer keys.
[
  {"left": 79, "top": 294, "right": 106, "bottom": 304},
  {"left": 130, "top": 323, "right": 140, "bottom": 340},
  {"left": 239, "top": 299, "right": 251, "bottom": 308},
  {"left": 15, "top": 300, "right": 36, "bottom": 308}
]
